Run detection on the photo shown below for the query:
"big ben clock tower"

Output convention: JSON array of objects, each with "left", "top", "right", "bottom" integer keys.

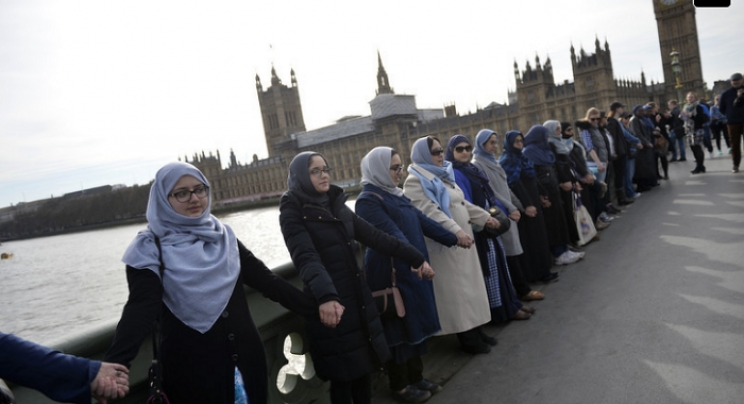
[{"left": 653, "top": 0, "right": 705, "bottom": 101}]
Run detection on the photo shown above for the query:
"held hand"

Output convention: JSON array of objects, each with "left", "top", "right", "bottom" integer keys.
[
  {"left": 455, "top": 230, "right": 473, "bottom": 249},
  {"left": 540, "top": 196, "right": 552, "bottom": 208},
  {"left": 92, "top": 362, "right": 129, "bottom": 403},
  {"left": 559, "top": 182, "right": 572, "bottom": 192},
  {"left": 637, "top": 143, "right": 643, "bottom": 150},
  {"left": 574, "top": 182, "right": 583, "bottom": 192},
  {"left": 584, "top": 174, "right": 595, "bottom": 185},
  {"left": 597, "top": 163, "right": 606, "bottom": 173},
  {"left": 414, "top": 261, "right": 435, "bottom": 280},
  {"left": 525, "top": 206, "right": 538, "bottom": 217},
  {"left": 508, "top": 210, "right": 521, "bottom": 222},
  {"left": 656, "top": 115, "right": 662, "bottom": 122},
  {"left": 319, "top": 301, "right": 345, "bottom": 328},
  {"left": 485, "top": 216, "right": 500, "bottom": 229}
]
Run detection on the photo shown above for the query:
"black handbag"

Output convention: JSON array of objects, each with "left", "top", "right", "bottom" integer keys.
[
  {"left": 483, "top": 205, "right": 511, "bottom": 238},
  {"left": 148, "top": 237, "right": 171, "bottom": 404}
]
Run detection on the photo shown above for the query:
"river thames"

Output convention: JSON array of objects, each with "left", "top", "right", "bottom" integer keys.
[{"left": 0, "top": 202, "right": 342, "bottom": 346}]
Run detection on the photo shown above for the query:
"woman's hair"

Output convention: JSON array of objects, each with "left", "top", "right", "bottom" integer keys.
[
  {"left": 584, "top": 107, "right": 600, "bottom": 120},
  {"left": 687, "top": 91, "right": 697, "bottom": 100},
  {"left": 646, "top": 102, "right": 657, "bottom": 109},
  {"left": 391, "top": 149, "right": 399, "bottom": 158},
  {"left": 560, "top": 122, "right": 573, "bottom": 134},
  {"left": 305, "top": 153, "right": 325, "bottom": 168},
  {"left": 425, "top": 136, "right": 440, "bottom": 150},
  {"left": 599, "top": 110, "right": 607, "bottom": 119}
]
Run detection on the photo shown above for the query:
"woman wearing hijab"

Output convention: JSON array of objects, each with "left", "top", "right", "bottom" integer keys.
[
  {"left": 544, "top": 120, "right": 580, "bottom": 244},
  {"left": 279, "top": 151, "right": 432, "bottom": 404},
  {"left": 445, "top": 135, "right": 532, "bottom": 322},
  {"left": 498, "top": 130, "right": 566, "bottom": 279},
  {"left": 471, "top": 129, "right": 549, "bottom": 300},
  {"left": 561, "top": 122, "right": 600, "bottom": 227},
  {"left": 105, "top": 162, "right": 317, "bottom": 404},
  {"left": 682, "top": 92, "right": 711, "bottom": 174},
  {"left": 355, "top": 147, "right": 456, "bottom": 402},
  {"left": 521, "top": 125, "right": 583, "bottom": 266},
  {"left": 403, "top": 136, "right": 500, "bottom": 355}
]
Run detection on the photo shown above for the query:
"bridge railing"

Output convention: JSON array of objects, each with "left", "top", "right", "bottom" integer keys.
[{"left": 8, "top": 262, "right": 332, "bottom": 404}]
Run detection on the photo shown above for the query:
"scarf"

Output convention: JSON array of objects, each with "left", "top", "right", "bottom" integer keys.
[
  {"left": 499, "top": 130, "right": 536, "bottom": 186},
  {"left": 122, "top": 162, "right": 240, "bottom": 334},
  {"left": 409, "top": 137, "right": 455, "bottom": 218},
  {"left": 286, "top": 151, "right": 331, "bottom": 208},
  {"left": 445, "top": 134, "right": 501, "bottom": 208},
  {"left": 360, "top": 146, "right": 404, "bottom": 197},
  {"left": 523, "top": 125, "right": 557, "bottom": 166},
  {"left": 544, "top": 120, "right": 572, "bottom": 155}
]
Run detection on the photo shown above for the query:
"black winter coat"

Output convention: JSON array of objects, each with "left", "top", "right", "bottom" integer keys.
[
  {"left": 279, "top": 185, "right": 425, "bottom": 382},
  {"left": 606, "top": 117, "right": 629, "bottom": 157}
]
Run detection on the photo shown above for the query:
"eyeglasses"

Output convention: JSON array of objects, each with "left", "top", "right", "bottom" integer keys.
[
  {"left": 169, "top": 185, "right": 209, "bottom": 203},
  {"left": 590, "top": 118, "right": 600, "bottom": 122},
  {"left": 389, "top": 165, "right": 405, "bottom": 173},
  {"left": 309, "top": 168, "right": 332, "bottom": 177},
  {"left": 430, "top": 148, "right": 444, "bottom": 156},
  {"left": 454, "top": 146, "right": 472, "bottom": 153},
  {"left": 513, "top": 138, "right": 524, "bottom": 144}
]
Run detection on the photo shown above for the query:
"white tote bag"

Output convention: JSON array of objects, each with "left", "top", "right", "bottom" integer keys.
[{"left": 573, "top": 192, "right": 597, "bottom": 246}]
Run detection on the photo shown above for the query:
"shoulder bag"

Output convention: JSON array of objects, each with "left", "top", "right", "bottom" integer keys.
[{"left": 148, "top": 237, "right": 171, "bottom": 404}]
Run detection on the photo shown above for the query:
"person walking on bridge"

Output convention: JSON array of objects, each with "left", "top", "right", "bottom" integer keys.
[{"left": 719, "top": 72, "right": 744, "bottom": 173}]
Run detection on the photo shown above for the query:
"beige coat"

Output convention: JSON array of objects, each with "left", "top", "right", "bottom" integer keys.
[{"left": 403, "top": 165, "right": 492, "bottom": 335}]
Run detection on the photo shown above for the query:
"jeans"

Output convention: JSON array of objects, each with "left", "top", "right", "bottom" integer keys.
[
  {"left": 711, "top": 121, "right": 730, "bottom": 150},
  {"left": 625, "top": 157, "right": 637, "bottom": 198},
  {"left": 388, "top": 356, "right": 424, "bottom": 392},
  {"left": 670, "top": 130, "right": 687, "bottom": 160}
]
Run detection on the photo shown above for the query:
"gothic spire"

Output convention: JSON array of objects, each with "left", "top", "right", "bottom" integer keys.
[{"left": 376, "top": 50, "right": 393, "bottom": 95}]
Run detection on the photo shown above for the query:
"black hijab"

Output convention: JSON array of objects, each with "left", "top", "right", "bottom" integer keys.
[{"left": 287, "top": 151, "right": 331, "bottom": 207}]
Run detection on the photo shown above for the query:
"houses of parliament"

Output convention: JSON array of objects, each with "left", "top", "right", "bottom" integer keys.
[{"left": 186, "top": 0, "right": 708, "bottom": 206}]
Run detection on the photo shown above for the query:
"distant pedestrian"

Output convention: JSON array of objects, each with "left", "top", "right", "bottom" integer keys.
[
  {"left": 681, "top": 92, "right": 710, "bottom": 174},
  {"left": 668, "top": 99, "right": 687, "bottom": 162},
  {"left": 719, "top": 72, "right": 744, "bottom": 173},
  {"left": 710, "top": 94, "right": 730, "bottom": 156}
]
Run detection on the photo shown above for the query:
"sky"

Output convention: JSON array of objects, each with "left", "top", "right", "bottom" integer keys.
[{"left": 2, "top": 0, "right": 743, "bottom": 208}]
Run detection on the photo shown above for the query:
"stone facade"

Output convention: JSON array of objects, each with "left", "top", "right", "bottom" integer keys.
[{"left": 188, "top": 1, "right": 706, "bottom": 205}]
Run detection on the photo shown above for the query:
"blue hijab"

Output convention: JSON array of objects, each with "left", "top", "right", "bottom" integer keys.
[
  {"left": 446, "top": 134, "right": 500, "bottom": 206},
  {"left": 499, "top": 130, "right": 536, "bottom": 186},
  {"left": 523, "top": 125, "right": 557, "bottom": 166},
  {"left": 408, "top": 137, "right": 455, "bottom": 218},
  {"left": 122, "top": 162, "right": 240, "bottom": 334}
]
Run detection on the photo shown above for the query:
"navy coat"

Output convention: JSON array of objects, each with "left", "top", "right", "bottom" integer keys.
[
  {"left": 0, "top": 332, "right": 98, "bottom": 404},
  {"left": 355, "top": 184, "right": 457, "bottom": 364},
  {"left": 280, "top": 185, "right": 425, "bottom": 381}
]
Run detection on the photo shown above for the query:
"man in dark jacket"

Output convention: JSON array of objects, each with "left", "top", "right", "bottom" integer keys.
[
  {"left": 606, "top": 102, "right": 633, "bottom": 205},
  {"left": 668, "top": 99, "right": 687, "bottom": 161},
  {"left": 719, "top": 72, "right": 744, "bottom": 172}
]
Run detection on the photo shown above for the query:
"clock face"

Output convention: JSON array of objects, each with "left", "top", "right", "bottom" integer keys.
[{"left": 661, "top": 0, "right": 679, "bottom": 5}]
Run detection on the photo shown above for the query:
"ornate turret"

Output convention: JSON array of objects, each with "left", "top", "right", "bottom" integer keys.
[
  {"left": 290, "top": 68, "right": 297, "bottom": 87},
  {"left": 255, "top": 74, "right": 262, "bottom": 92},
  {"left": 376, "top": 51, "right": 394, "bottom": 95}
]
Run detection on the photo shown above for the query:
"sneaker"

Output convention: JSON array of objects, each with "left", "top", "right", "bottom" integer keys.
[
  {"left": 413, "top": 379, "right": 443, "bottom": 395},
  {"left": 599, "top": 212, "right": 615, "bottom": 222},
  {"left": 555, "top": 251, "right": 580, "bottom": 265},
  {"left": 718, "top": 150, "right": 723, "bottom": 156},
  {"left": 392, "top": 386, "right": 431, "bottom": 403},
  {"left": 595, "top": 220, "right": 611, "bottom": 231},
  {"left": 734, "top": 167, "right": 740, "bottom": 173},
  {"left": 634, "top": 192, "right": 642, "bottom": 198},
  {"left": 569, "top": 250, "right": 586, "bottom": 260}
]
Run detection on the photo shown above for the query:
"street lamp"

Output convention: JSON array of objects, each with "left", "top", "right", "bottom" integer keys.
[{"left": 670, "top": 48, "right": 683, "bottom": 102}]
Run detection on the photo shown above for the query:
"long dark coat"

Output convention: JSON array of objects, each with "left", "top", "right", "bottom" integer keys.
[
  {"left": 355, "top": 184, "right": 457, "bottom": 364},
  {"left": 533, "top": 164, "right": 571, "bottom": 248},
  {"left": 279, "top": 185, "right": 425, "bottom": 382}
]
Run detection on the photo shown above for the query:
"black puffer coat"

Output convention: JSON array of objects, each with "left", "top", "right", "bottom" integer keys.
[{"left": 279, "top": 185, "right": 425, "bottom": 382}]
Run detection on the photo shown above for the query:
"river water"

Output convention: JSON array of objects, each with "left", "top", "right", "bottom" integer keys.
[{"left": 0, "top": 204, "right": 319, "bottom": 346}]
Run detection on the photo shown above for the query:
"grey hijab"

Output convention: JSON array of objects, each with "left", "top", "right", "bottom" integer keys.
[
  {"left": 544, "top": 120, "right": 572, "bottom": 155},
  {"left": 361, "top": 146, "right": 404, "bottom": 197},
  {"left": 122, "top": 162, "right": 240, "bottom": 334}
]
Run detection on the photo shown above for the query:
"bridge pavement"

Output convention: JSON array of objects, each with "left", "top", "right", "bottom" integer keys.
[{"left": 373, "top": 155, "right": 744, "bottom": 404}]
